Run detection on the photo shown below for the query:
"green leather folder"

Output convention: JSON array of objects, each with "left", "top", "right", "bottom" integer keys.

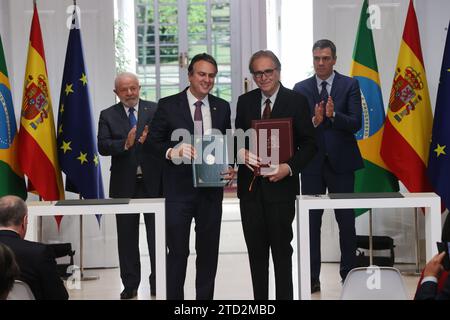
[{"left": 192, "top": 134, "right": 229, "bottom": 188}]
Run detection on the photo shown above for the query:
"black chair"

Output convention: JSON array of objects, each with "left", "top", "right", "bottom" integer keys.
[
  {"left": 355, "top": 235, "right": 395, "bottom": 267},
  {"left": 47, "top": 243, "right": 75, "bottom": 280}
]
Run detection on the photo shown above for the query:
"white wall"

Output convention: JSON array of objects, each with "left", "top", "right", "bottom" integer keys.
[
  {"left": 1, "top": 0, "right": 117, "bottom": 268},
  {"left": 279, "top": 0, "right": 314, "bottom": 89}
]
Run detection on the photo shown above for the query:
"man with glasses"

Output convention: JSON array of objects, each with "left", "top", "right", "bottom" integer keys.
[
  {"left": 235, "top": 50, "right": 316, "bottom": 300},
  {"left": 98, "top": 72, "right": 163, "bottom": 299},
  {"left": 293, "top": 39, "right": 363, "bottom": 293}
]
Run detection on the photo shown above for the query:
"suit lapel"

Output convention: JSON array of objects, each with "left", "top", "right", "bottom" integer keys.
[
  {"left": 137, "top": 99, "right": 150, "bottom": 135},
  {"left": 179, "top": 91, "right": 194, "bottom": 133},
  {"left": 271, "top": 84, "right": 286, "bottom": 118},
  {"left": 330, "top": 71, "right": 341, "bottom": 98},
  {"left": 310, "top": 76, "right": 321, "bottom": 105},
  {"left": 115, "top": 103, "right": 131, "bottom": 134},
  {"left": 253, "top": 90, "right": 263, "bottom": 120},
  {"left": 209, "top": 94, "right": 220, "bottom": 130}
]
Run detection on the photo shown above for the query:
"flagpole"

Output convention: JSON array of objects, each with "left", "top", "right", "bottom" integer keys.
[
  {"left": 368, "top": 209, "right": 373, "bottom": 266},
  {"left": 38, "top": 196, "right": 43, "bottom": 243},
  {"left": 79, "top": 195, "right": 99, "bottom": 281},
  {"left": 413, "top": 208, "right": 421, "bottom": 273},
  {"left": 403, "top": 208, "right": 422, "bottom": 276}
]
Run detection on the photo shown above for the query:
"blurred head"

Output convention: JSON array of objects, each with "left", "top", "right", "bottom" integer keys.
[
  {"left": 114, "top": 72, "right": 141, "bottom": 108},
  {"left": 0, "top": 243, "right": 19, "bottom": 300},
  {"left": 249, "top": 50, "right": 281, "bottom": 97},
  {"left": 312, "top": 39, "right": 337, "bottom": 80},
  {"left": 188, "top": 53, "right": 218, "bottom": 100},
  {"left": 0, "top": 196, "right": 28, "bottom": 239}
]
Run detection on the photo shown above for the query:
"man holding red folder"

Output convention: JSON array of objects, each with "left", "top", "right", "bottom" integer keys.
[{"left": 235, "top": 50, "right": 316, "bottom": 300}]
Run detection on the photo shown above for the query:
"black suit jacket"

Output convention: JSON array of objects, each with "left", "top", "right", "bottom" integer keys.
[
  {"left": 235, "top": 84, "right": 317, "bottom": 202},
  {"left": 293, "top": 72, "right": 363, "bottom": 174},
  {"left": 98, "top": 99, "right": 162, "bottom": 198},
  {"left": 415, "top": 276, "right": 450, "bottom": 300},
  {"left": 0, "top": 230, "right": 68, "bottom": 300},
  {"left": 148, "top": 89, "right": 231, "bottom": 202}
]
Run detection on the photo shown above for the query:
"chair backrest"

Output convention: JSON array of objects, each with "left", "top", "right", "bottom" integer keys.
[
  {"left": 7, "top": 280, "right": 35, "bottom": 300},
  {"left": 340, "top": 266, "right": 408, "bottom": 300}
]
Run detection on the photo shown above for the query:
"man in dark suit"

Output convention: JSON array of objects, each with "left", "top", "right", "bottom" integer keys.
[
  {"left": 98, "top": 72, "right": 162, "bottom": 299},
  {"left": 0, "top": 196, "right": 68, "bottom": 300},
  {"left": 149, "top": 53, "right": 234, "bottom": 300},
  {"left": 415, "top": 251, "right": 450, "bottom": 300},
  {"left": 293, "top": 39, "right": 363, "bottom": 293},
  {"left": 235, "top": 50, "right": 316, "bottom": 300}
]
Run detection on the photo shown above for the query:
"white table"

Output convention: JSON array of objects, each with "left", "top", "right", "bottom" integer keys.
[
  {"left": 296, "top": 192, "right": 441, "bottom": 300},
  {"left": 27, "top": 198, "right": 166, "bottom": 300}
]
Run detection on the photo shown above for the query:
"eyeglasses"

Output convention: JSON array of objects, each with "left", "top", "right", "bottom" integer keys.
[{"left": 252, "top": 68, "right": 277, "bottom": 79}]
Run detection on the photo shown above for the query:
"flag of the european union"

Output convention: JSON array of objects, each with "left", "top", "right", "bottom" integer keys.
[
  {"left": 428, "top": 21, "right": 450, "bottom": 210},
  {"left": 57, "top": 11, "right": 104, "bottom": 203}
]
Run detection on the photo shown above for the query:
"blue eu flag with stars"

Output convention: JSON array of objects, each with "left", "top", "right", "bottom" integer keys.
[
  {"left": 57, "top": 10, "right": 104, "bottom": 217},
  {"left": 427, "top": 21, "right": 450, "bottom": 211}
]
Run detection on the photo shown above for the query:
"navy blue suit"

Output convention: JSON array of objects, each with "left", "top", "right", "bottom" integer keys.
[
  {"left": 293, "top": 72, "right": 363, "bottom": 283},
  {"left": 98, "top": 99, "right": 163, "bottom": 294},
  {"left": 415, "top": 276, "right": 450, "bottom": 300},
  {"left": 0, "top": 230, "right": 68, "bottom": 300},
  {"left": 149, "top": 89, "right": 231, "bottom": 299}
]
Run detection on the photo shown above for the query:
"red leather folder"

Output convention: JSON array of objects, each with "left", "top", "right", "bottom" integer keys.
[{"left": 250, "top": 118, "right": 294, "bottom": 176}]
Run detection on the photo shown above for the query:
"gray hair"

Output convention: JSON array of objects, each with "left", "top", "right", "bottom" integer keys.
[
  {"left": 248, "top": 50, "right": 282, "bottom": 74},
  {"left": 0, "top": 196, "right": 27, "bottom": 227},
  {"left": 114, "top": 72, "right": 140, "bottom": 89}
]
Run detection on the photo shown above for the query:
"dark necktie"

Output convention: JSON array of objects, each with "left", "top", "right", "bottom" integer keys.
[
  {"left": 128, "top": 107, "right": 137, "bottom": 127},
  {"left": 262, "top": 98, "right": 271, "bottom": 119},
  {"left": 194, "top": 100, "right": 203, "bottom": 135},
  {"left": 320, "top": 81, "right": 329, "bottom": 103}
]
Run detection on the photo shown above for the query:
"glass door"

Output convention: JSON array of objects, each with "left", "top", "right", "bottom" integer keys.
[{"left": 135, "top": 0, "right": 232, "bottom": 102}]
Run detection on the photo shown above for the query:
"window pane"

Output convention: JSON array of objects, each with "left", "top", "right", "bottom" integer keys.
[
  {"left": 146, "top": 26, "right": 156, "bottom": 43},
  {"left": 213, "top": 84, "right": 231, "bottom": 102},
  {"left": 136, "top": 25, "right": 145, "bottom": 44},
  {"left": 160, "top": 86, "right": 180, "bottom": 99},
  {"left": 213, "top": 44, "right": 230, "bottom": 64},
  {"left": 140, "top": 86, "right": 157, "bottom": 102},
  {"left": 188, "top": 4, "right": 207, "bottom": 25},
  {"left": 189, "top": 45, "right": 207, "bottom": 59},
  {"left": 211, "top": 2, "right": 230, "bottom": 24},
  {"left": 159, "top": 4, "right": 178, "bottom": 25},
  {"left": 160, "top": 46, "right": 178, "bottom": 64},
  {"left": 160, "top": 65, "right": 179, "bottom": 86},
  {"left": 135, "top": 1, "right": 154, "bottom": 24},
  {"left": 159, "top": 26, "right": 178, "bottom": 44}
]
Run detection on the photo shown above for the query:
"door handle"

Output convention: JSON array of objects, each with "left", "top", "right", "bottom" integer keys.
[
  {"left": 244, "top": 77, "right": 250, "bottom": 93},
  {"left": 179, "top": 52, "right": 188, "bottom": 69}
]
